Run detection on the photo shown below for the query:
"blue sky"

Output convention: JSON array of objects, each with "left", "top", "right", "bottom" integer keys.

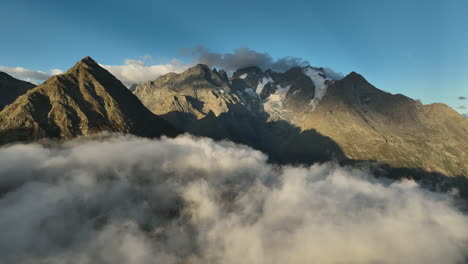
[{"left": 1, "top": 0, "right": 467, "bottom": 113}]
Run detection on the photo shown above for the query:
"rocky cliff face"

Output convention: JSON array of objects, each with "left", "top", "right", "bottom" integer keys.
[
  {"left": 0, "top": 57, "right": 179, "bottom": 143},
  {"left": 0, "top": 72, "right": 35, "bottom": 110},
  {"left": 133, "top": 64, "right": 245, "bottom": 120},
  {"left": 134, "top": 65, "right": 468, "bottom": 176}
]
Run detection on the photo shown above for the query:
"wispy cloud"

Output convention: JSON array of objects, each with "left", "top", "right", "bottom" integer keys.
[
  {"left": 0, "top": 66, "right": 63, "bottom": 84},
  {"left": 459, "top": 96, "right": 467, "bottom": 100}
]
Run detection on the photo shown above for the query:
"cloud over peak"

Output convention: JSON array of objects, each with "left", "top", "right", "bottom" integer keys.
[{"left": 188, "top": 46, "right": 310, "bottom": 72}]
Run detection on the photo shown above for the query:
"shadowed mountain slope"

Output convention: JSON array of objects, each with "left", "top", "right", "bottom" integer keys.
[{"left": 0, "top": 72, "right": 35, "bottom": 110}]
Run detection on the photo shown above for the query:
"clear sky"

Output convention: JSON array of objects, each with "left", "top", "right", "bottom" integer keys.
[{"left": 1, "top": 0, "right": 467, "bottom": 114}]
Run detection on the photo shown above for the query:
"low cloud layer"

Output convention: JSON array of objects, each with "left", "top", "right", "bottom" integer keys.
[
  {"left": 0, "top": 66, "right": 63, "bottom": 84},
  {"left": 0, "top": 134, "right": 467, "bottom": 264}
]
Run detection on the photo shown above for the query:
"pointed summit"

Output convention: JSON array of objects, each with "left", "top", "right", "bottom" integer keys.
[
  {"left": 69, "top": 56, "right": 100, "bottom": 71},
  {"left": 77, "top": 56, "right": 98, "bottom": 65},
  {"left": 343, "top": 71, "right": 367, "bottom": 82},
  {"left": 80, "top": 56, "right": 97, "bottom": 63},
  {"left": 0, "top": 58, "right": 180, "bottom": 144}
]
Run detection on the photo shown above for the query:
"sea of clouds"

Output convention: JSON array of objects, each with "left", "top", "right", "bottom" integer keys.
[{"left": 0, "top": 134, "right": 467, "bottom": 264}]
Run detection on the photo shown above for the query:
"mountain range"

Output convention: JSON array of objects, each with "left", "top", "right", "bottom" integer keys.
[
  {"left": 1, "top": 56, "right": 467, "bottom": 179},
  {"left": 133, "top": 63, "right": 468, "bottom": 177}
]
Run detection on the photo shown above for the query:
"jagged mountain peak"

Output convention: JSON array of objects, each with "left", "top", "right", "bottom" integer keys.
[
  {"left": 232, "top": 66, "right": 264, "bottom": 78},
  {"left": 188, "top": 63, "right": 211, "bottom": 72},
  {"left": 0, "top": 57, "right": 179, "bottom": 143},
  {"left": 38, "top": 56, "right": 137, "bottom": 99}
]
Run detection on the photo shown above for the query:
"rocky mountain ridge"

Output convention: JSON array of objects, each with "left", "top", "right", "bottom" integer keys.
[{"left": 133, "top": 64, "right": 468, "bottom": 176}]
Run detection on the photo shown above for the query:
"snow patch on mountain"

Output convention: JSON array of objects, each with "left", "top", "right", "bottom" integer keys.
[
  {"left": 263, "top": 85, "right": 291, "bottom": 119},
  {"left": 303, "top": 67, "right": 329, "bottom": 110},
  {"left": 256, "top": 77, "right": 273, "bottom": 95},
  {"left": 215, "top": 86, "right": 227, "bottom": 94},
  {"left": 239, "top": 73, "right": 248, "bottom": 79}
]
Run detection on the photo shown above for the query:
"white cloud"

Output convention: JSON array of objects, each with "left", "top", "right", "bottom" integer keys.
[
  {"left": 101, "top": 57, "right": 191, "bottom": 87},
  {"left": 0, "top": 66, "right": 62, "bottom": 84},
  {"left": 50, "top": 69, "right": 63, "bottom": 75},
  {"left": 0, "top": 134, "right": 467, "bottom": 264}
]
